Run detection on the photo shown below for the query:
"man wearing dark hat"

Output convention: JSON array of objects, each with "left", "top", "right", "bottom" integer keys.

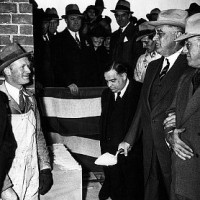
[
  {"left": 110, "top": 0, "right": 144, "bottom": 79},
  {"left": 164, "top": 13, "right": 200, "bottom": 200},
  {"left": 119, "top": 9, "right": 189, "bottom": 200},
  {"left": 134, "top": 22, "right": 161, "bottom": 83},
  {"left": 0, "top": 43, "right": 52, "bottom": 200},
  {"left": 52, "top": 4, "right": 90, "bottom": 93},
  {"left": 146, "top": 8, "right": 161, "bottom": 21}
]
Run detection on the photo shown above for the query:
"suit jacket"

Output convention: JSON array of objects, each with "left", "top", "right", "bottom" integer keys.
[
  {"left": 169, "top": 68, "right": 200, "bottom": 200},
  {"left": 52, "top": 28, "right": 90, "bottom": 87},
  {"left": 110, "top": 22, "right": 144, "bottom": 78},
  {"left": 100, "top": 80, "right": 142, "bottom": 154},
  {"left": 124, "top": 54, "right": 189, "bottom": 189},
  {"left": 0, "top": 91, "right": 16, "bottom": 191}
]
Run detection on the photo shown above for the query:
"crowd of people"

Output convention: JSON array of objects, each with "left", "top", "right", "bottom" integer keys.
[{"left": 0, "top": 0, "right": 200, "bottom": 200}]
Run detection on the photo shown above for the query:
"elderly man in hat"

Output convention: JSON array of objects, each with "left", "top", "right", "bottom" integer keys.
[
  {"left": 163, "top": 13, "right": 200, "bottom": 200},
  {"left": 110, "top": 0, "right": 144, "bottom": 79},
  {"left": 134, "top": 22, "right": 161, "bottom": 83},
  {"left": 119, "top": 9, "right": 189, "bottom": 200},
  {"left": 52, "top": 4, "right": 91, "bottom": 93},
  {"left": 0, "top": 43, "right": 53, "bottom": 200}
]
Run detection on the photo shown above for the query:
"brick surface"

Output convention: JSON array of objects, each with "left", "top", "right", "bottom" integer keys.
[
  {"left": 20, "top": 25, "right": 33, "bottom": 34},
  {"left": 19, "top": 3, "right": 32, "bottom": 13},
  {"left": 0, "top": 0, "right": 9, "bottom": 2},
  {"left": 12, "top": 0, "right": 29, "bottom": 2},
  {"left": 13, "top": 35, "right": 33, "bottom": 45},
  {"left": 0, "top": 14, "right": 11, "bottom": 24},
  {"left": 12, "top": 14, "right": 32, "bottom": 24},
  {"left": 0, "top": 35, "right": 11, "bottom": 45},
  {"left": 0, "top": 25, "right": 18, "bottom": 34},
  {"left": 0, "top": 3, "right": 17, "bottom": 13}
]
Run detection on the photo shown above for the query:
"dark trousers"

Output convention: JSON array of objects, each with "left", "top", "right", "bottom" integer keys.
[{"left": 145, "top": 149, "right": 170, "bottom": 200}]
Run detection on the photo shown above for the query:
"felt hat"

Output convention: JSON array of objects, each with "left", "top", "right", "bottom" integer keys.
[
  {"left": 148, "top": 9, "right": 188, "bottom": 28},
  {"left": 111, "top": 0, "right": 133, "bottom": 14},
  {"left": 62, "top": 4, "right": 83, "bottom": 19},
  {"left": 175, "top": 13, "right": 200, "bottom": 41},
  {"left": 43, "top": 7, "right": 60, "bottom": 21},
  {"left": 146, "top": 8, "right": 160, "bottom": 21},
  {"left": 0, "top": 43, "right": 32, "bottom": 72}
]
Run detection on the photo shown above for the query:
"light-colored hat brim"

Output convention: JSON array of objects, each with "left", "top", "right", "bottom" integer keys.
[
  {"left": 175, "top": 33, "right": 200, "bottom": 41},
  {"left": 0, "top": 52, "right": 32, "bottom": 73},
  {"left": 148, "top": 20, "right": 185, "bottom": 28}
]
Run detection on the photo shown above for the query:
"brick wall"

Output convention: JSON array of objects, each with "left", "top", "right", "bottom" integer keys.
[{"left": 0, "top": 0, "right": 33, "bottom": 52}]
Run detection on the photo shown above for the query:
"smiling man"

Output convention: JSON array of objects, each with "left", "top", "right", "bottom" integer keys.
[
  {"left": 118, "top": 9, "right": 189, "bottom": 200},
  {"left": 0, "top": 43, "right": 52, "bottom": 200}
]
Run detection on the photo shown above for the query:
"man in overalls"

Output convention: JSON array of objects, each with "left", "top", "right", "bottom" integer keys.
[{"left": 0, "top": 43, "right": 53, "bottom": 200}]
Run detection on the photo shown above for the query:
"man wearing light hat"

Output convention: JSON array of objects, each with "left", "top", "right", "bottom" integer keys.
[
  {"left": 134, "top": 22, "right": 161, "bottom": 83},
  {"left": 0, "top": 43, "right": 52, "bottom": 199},
  {"left": 52, "top": 4, "right": 90, "bottom": 93},
  {"left": 164, "top": 13, "right": 200, "bottom": 200},
  {"left": 110, "top": 0, "right": 144, "bottom": 79},
  {"left": 119, "top": 9, "right": 189, "bottom": 200}
]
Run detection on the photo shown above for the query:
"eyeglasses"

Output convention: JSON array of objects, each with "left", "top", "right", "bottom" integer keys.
[
  {"left": 185, "top": 41, "right": 192, "bottom": 50},
  {"left": 155, "top": 30, "right": 166, "bottom": 38}
]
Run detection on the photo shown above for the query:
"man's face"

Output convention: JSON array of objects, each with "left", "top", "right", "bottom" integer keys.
[
  {"left": 42, "top": 20, "right": 49, "bottom": 35},
  {"left": 114, "top": 11, "right": 130, "bottom": 28},
  {"left": 104, "top": 69, "right": 127, "bottom": 93},
  {"left": 65, "top": 15, "right": 82, "bottom": 32},
  {"left": 141, "top": 35, "right": 156, "bottom": 53},
  {"left": 87, "top": 9, "right": 96, "bottom": 21},
  {"left": 6, "top": 57, "right": 31, "bottom": 89},
  {"left": 183, "top": 36, "right": 200, "bottom": 68},
  {"left": 153, "top": 25, "right": 178, "bottom": 56},
  {"left": 49, "top": 19, "right": 59, "bottom": 34}
]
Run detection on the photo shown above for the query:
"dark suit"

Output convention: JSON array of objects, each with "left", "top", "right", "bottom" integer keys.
[
  {"left": 100, "top": 80, "right": 143, "bottom": 200},
  {"left": 124, "top": 54, "right": 189, "bottom": 200},
  {"left": 52, "top": 28, "right": 90, "bottom": 87},
  {"left": 0, "top": 91, "right": 16, "bottom": 191},
  {"left": 168, "top": 68, "right": 200, "bottom": 200},
  {"left": 110, "top": 22, "right": 144, "bottom": 78}
]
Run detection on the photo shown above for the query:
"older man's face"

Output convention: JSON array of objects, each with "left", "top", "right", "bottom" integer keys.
[
  {"left": 183, "top": 36, "right": 200, "bottom": 68},
  {"left": 114, "top": 11, "right": 130, "bottom": 28},
  {"left": 65, "top": 15, "right": 82, "bottom": 32},
  {"left": 6, "top": 57, "right": 31, "bottom": 89},
  {"left": 153, "top": 25, "right": 178, "bottom": 56}
]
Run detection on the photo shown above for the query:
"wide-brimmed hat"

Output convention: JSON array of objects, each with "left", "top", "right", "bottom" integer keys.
[
  {"left": 146, "top": 8, "right": 160, "bottom": 21},
  {"left": 0, "top": 43, "right": 32, "bottom": 72},
  {"left": 136, "top": 22, "right": 155, "bottom": 41},
  {"left": 148, "top": 9, "right": 188, "bottom": 28},
  {"left": 62, "top": 4, "right": 83, "bottom": 19},
  {"left": 95, "top": 0, "right": 106, "bottom": 10},
  {"left": 175, "top": 13, "right": 200, "bottom": 42},
  {"left": 43, "top": 7, "right": 61, "bottom": 21},
  {"left": 111, "top": 0, "right": 133, "bottom": 14}
]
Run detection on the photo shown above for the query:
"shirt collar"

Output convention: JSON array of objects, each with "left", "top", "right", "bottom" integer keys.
[
  {"left": 68, "top": 29, "right": 80, "bottom": 40},
  {"left": 121, "top": 22, "right": 130, "bottom": 32},
  {"left": 5, "top": 81, "right": 21, "bottom": 104},
  {"left": 114, "top": 79, "right": 129, "bottom": 99},
  {"left": 162, "top": 48, "right": 183, "bottom": 71}
]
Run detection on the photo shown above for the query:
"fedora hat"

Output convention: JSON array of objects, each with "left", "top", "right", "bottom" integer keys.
[
  {"left": 111, "top": 0, "right": 133, "bottom": 14},
  {"left": 136, "top": 22, "right": 155, "bottom": 41},
  {"left": 62, "top": 4, "right": 83, "bottom": 19},
  {"left": 0, "top": 43, "right": 32, "bottom": 73},
  {"left": 95, "top": 0, "right": 106, "bottom": 10},
  {"left": 186, "top": 3, "right": 200, "bottom": 16},
  {"left": 175, "top": 13, "right": 200, "bottom": 41},
  {"left": 146, "top": 8, "right": 160, "bottom": 21},
  {"left": 43, "top": 7, "right": 61, "bottom": 21},
  {"left": 148, "top": 9, "right": 188, "bottom": 28}
]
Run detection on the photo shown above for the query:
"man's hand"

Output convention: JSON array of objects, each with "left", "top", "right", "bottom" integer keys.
[
  {"left": 68, "top": 84, "right": 79, "bottom": 95},
  {"left": 167, "top": 128, "right": 194, "bottom": 160},
  {"left": 39, "top": 169, "right": 53, "bottom": 195},
  {"left": 163, "top": 113, "right": 176, "bottom": 130},
  {"left": 1, "top": 188, "right": 18, "bottom": 200},
  {"left": 118, "top": 142, "right": 131, "bottom": 157}
]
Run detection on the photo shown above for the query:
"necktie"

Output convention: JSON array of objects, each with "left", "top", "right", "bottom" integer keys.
[
  {"left": 159, "top": 58, "right": 170, "bottom": 80},
  {"left": 192, "top": 69, "right": 200, "bottom": 93},
  {"left": 75, "top": 32, "right": 81, "bottom": 48},
  {"left": 19, "top": 89, "right": 25, "bottom": 112},
  {"left": 116, "top": 92, "right": 121, "bottom": 102},
  {"left": 119, "top": 28, "right": 123, "bottom": 37}
]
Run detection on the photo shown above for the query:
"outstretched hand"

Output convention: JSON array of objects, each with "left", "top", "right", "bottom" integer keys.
[{"left": 118, "top": 142, "right": 131, "bottom": 157}]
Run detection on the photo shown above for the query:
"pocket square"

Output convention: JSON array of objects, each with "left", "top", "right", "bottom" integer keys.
[{"left": 124, "top": 36, "right": 128, "bottom": 42}]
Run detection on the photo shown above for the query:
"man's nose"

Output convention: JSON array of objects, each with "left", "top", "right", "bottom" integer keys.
[{"left": 182, "top": 45, "right": 188, "bottom": 54}]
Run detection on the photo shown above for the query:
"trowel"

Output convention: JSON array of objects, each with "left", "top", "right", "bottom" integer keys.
[{"left": 94, "top": 149, "right": 124, "bottom": 166}]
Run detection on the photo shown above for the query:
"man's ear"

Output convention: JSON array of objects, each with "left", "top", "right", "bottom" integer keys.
[
  {"left": 121, "top": 72, "right": 127, "bottom": 80},
  {"left": 3, "top": 67, "right": 11, "bottom": 76}
]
